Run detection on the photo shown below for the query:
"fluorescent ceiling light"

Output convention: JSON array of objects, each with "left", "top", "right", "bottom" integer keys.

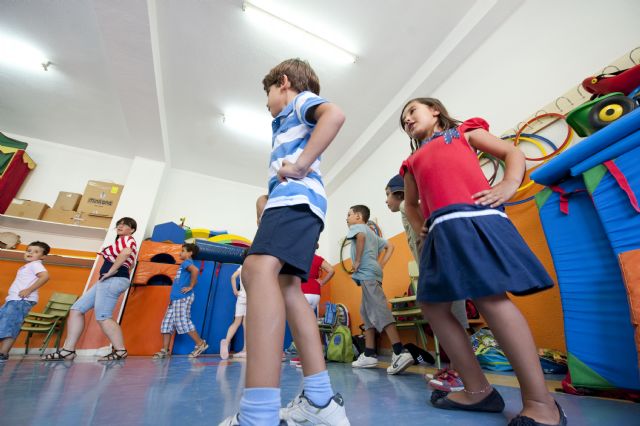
[
  {"left": 0, "top": 35, "right": 50, "bottom": 71},
  {"left": 242, "top": 1, "right": 357, "bottom": 64},
  {"left": 221, "top": 108, "right": 273, "bottom": 141}
]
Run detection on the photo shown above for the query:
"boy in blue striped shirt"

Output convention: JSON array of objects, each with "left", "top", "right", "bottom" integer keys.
[{"left": 220, "top": 59, "right": 348, "bottom": 426}]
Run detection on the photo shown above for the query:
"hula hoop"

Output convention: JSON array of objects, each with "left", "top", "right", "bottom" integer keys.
[
  {"left": 502, "top": 133, "right": 559, "bottom": 152},
  {"left": 339, "top": 237, "right": 353, "bottom": 274},
  {"left": 514, "top": 113, "right": 573, "bottom": 161}
]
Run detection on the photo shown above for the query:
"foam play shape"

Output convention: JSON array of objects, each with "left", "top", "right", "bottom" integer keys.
[
  {"left": 151, "top": 222, "right": 186, "bottom": 244},
  {"left": 131, "top": 261, "right": 180, "bottom": 286},
  {"left": 531, "top": 107, "right": 640, "bottom": 186},
  {"left": 570, "top": 130, "right": 640, "bottom": 176},
  {"left": 209, "top": 234, "right": 252, "bottom": 245},
  {"left": 121, "top": 286, "right": 171, "bottom": 355},
  {"left": 137, "top": 241, "right": 184, "bottom": 264},
  {"left": 619, "top": 249, "right": 640, "bottom": 372},
  {"left": 172, "top": 260, "right": 218, "bottom": 355},
  {"left": 194, "top": 240, "right": 247, "bottom": 264},
  {"left": 536, "top": 177, "right": 640, "bottom": 390}
]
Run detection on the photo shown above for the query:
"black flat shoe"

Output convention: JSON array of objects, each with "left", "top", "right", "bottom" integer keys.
[
  {"left": 431, "top": 388, "right": 505, "bottom": 413},
  {"left": 508, "top": 401, "right": 567, "bottom": 426},
  {"left": 429, "top": 389, "right": 449, "bottom": 404}
]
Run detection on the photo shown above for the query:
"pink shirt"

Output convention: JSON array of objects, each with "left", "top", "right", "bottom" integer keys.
[{"left": 6, "top": 260, "right": 47, "bottom": 303}]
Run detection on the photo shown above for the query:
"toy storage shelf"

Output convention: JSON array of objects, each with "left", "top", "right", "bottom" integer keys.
[
  {"left": 0, "top": 214, "right": 107, "bottom": 252},
  {"left": 0, "top": 249, "right": 95, "bottom": 268}
]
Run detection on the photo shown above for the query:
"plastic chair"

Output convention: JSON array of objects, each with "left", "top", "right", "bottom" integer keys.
[
  {"left": 389, "top": 261, "right": 442, "bottom": 368},
  {"left": 20, "top": 292, "right": 79, "bottom": 354}
]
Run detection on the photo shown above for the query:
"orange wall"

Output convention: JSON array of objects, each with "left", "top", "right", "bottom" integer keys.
[
  {"left": 322, "top": 181, "right": 566, "bottom": 351},
  {"left": 0, "top": 249, "right": 94, "bottom": 351}
]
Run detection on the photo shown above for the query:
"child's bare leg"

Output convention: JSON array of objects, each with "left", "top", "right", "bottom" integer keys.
[
  {"left": 0, "top": 337, "right": 15, "bottom": 354},
  {"left": 161, "top": 333, "right": 171, "bottom": 350},
  {"left": 280, "top": 275, "right": 325, "bottom": 376},
  {"left": 242, "top": 254, "right": 286, "bottom": 388},
  {"left": 241, "top": 316, "right": 246, "bottom": 352},
  {"left": 61, "top": 309, "right": 85, "bottom": 350},
  {"left": 225, "top": 316, "right": 243, "bottom": 343},
  {"left": 364, "top": 327, "right": 376, "bottom": 351},
  {"left": 281, "top": 274, "right": 334, "bottom": 406},
  {"left": 187, "top": 330, "right": 204, "bottom": 346},
  {"left": 421, "top": 301, "right": 490, "bottom": 404},
  {"left": 382, "top": 323, "right": 401, "bottom": 345},
  {"left": 475, "top": 294, "right": 559, "bottom": 424}
]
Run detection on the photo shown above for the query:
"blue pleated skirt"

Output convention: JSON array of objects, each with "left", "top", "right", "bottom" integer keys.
[{"left": 417, "top": 203, "right": 554, "bottom": 303}]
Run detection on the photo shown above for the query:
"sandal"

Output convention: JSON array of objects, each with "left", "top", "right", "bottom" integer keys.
[
  {"left": 431, "top": 388, "right": 505, "bottom": 413},
  {"left": 98, "top": 349, "right": 128, "bottom": 361},
  {"left": 42, "top": 348, "right": 76, "bottom": 361},
  {"left": 153, "top": 349, "right": 170, "bottom": 359},
  {"left": 508, "top": 401, "right": 567, "bottom": 426}
]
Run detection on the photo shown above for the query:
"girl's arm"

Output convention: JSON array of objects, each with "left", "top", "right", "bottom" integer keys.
[
  {"left": 318, "top": 260, "right": 334, "bottom": 286},
  {"left": 100, "top": 247, "right": 133, "bottom": 281},
  {"left": 230, "top": 269, "right": 241, "bottom": 296},
  {"left": 18, "top": 271, "right": 50, "bottom": 299},
  {"left": 403, "top": 172, "right": 426, "bottom": 237},
  {"left": 467, "top": 128, "right": 525, "bottom": 207},
  {"left": 180, "top": 264, "right": 200, "bottom": 293}
]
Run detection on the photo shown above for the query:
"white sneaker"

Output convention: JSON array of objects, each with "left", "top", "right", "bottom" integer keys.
[
  {"left": 219, "top": 414, "right": 290, "bottom": 425},
  {"left": 280, "top": 393, "right": 350, "bottom": 425},
  {"left": 351, "top": 353, "right": 378, "bottom": 368},
  {"left": 218, "top": 414, "right": 239, "bottom": 426},
  {"left": 386, "top": 351, "right": 413, "bottom": 375}
]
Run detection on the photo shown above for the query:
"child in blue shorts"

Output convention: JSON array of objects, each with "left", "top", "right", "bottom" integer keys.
[
  {"left": 220, "top": 59, "right": 348, "bottom": 426},
  {"left": 153, "top": 243, "right": 208, "bottom": 359},
  {"left": 0, "top": 241, "right": 50, "bottom": 361}
]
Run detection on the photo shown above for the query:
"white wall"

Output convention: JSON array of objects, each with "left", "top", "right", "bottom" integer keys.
[
  {"left": 322, "top": 0, "right": 640, "bottom": 263},
  {"left": 151, "top": 168, "right": 266, "bottom": 241},
  {"left": 7, "top": 132, "right": 132, "bottom": 206}
]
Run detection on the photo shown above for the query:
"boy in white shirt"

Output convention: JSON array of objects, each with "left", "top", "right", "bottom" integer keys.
[{"left": 0, "top": 241, "right": 50, "bottom": 360}]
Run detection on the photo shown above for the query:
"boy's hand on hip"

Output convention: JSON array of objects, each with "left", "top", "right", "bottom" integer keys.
[
  {"left": 278, "top": 160, "right": 307, "bottom": 182},
  {"left": 18, "top": 289, "right": 31, "bottom": 299},
  {"left": 180, "top": 286, "right": 193, "bottom": 294}
]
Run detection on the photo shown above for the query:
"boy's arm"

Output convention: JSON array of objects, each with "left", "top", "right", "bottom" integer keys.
[
  {"left": 353, "top": 232, "right": 365, "bottom": 272},
  {"left": 404, "top": 171, "right": 426, "bottom": 238},
  {"left": 379, "top": 242, "right": 394, "bottom": 268},
  {"left": 180, "top": 264, "right": 200, "bottom": 293},
  {"left": 278, "top": 103, "right": 345, "bottom": 181},
  {"left": 230, "top": 269, "right": 241, "bottom": 296},
  {"left": 18, "top": 271, "right": 50, "bottom": 299},
  {"left": 318, "top": 260, "right": 335, "bottom": 286}
]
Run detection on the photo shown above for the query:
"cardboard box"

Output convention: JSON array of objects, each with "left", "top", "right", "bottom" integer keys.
[
  {"left": 53, "top": 191, "right": 82, "bottom": 211},
  {"left": 77, "top": 181, "right": 124, "bottom": 217},
  {"left": 5, "top": 199, "right": 49, "bottom": 219},
  {"left": 72, "top": 212, "right": 112, "bottom": 229},
  {"left": 42, "top": 208, "right": 77, "bottom": 224}
]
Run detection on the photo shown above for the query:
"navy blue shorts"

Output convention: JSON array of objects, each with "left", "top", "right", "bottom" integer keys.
[
  {"left": 417, "top": 203, "right": 554, "bottom": 303},
  {"left": 247, "top": 204, "right": 323, "bottom": 281}
]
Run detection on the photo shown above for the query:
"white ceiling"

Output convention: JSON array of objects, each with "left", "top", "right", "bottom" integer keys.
[{"left": 0, "top": 0, "right": 522, "bottom": 191}]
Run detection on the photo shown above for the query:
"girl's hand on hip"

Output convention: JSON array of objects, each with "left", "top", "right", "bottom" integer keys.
[{"left": 472, "top": 180, "right": 519, "bottom": 208}]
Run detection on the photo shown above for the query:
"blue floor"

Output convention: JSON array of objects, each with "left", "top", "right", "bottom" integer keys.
[{"left": 0, "top": 356, "right": 638, "bottom": 425}]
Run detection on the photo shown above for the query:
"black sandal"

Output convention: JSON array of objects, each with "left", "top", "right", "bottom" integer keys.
[
  {"left": 508, "top": 401, "right": 567, "bottom": 426},
  {"left": 431, "top": 388, "right": 505, "bottom": 413},
  {"left": 98, "top": 349, "right": 128, "bottom": 361},
  {"left": 42, "top": 348, "right": 77, "bottom": 361}
]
